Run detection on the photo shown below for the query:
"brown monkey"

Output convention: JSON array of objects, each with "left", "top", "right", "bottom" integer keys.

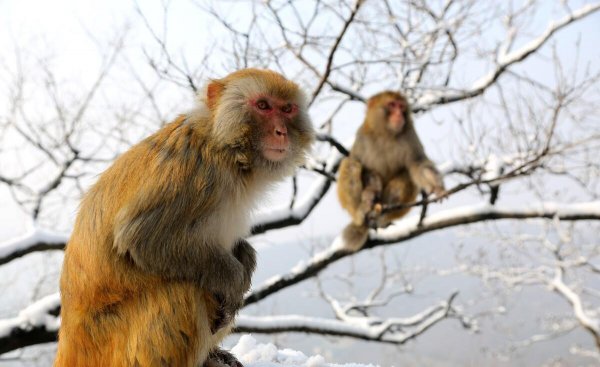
[
  {"left": 337, "top": 91, "right": 444, "bottom": 251},
  {"left": 54, "top": 68, "right": 314, "bottom": 367}
]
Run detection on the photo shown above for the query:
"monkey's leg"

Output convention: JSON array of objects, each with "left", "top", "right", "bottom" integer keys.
[
  {"left": 337, "top": 158, "right": 366, "bottom": 225},
  {"left": 375, "top": 171, "right": 418, "bottom": 228},
  {"left": 361, "top": 173, "right": 383, "bottom": 227},
  {"left": 341, "top": 223, "right": 370, "bottom": 252},
  {"left": 115, "top": 284, "right": 213, "bottom": 367}
]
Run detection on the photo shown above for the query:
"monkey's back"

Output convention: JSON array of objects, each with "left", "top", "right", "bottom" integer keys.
[{"left": 55, "top": 118, "right": 222, "bottom": 366}]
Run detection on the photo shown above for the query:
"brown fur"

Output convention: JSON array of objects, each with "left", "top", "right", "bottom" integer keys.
[
  {"left": 54, "top": 69, "right": 314, "bottom": 367},
  {"left": 337, "top": 91, "right": 444, "bottom": 251}
]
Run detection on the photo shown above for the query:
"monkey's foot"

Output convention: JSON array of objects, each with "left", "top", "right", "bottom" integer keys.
[
  {"left": 203, "top": 348, "right": 243, "bottom": 367},
  {"left": 365, "top": 203, "right": 383, "bottom": 229}
]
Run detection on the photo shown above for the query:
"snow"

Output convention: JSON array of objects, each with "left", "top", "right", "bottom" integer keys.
[
  {"left": 0, "top": 293, "right": 60, "bottom": 338},
  {"left": 482, "top": 154, "right": 502, "bottom": 184},
  {"left": 231, "top": 335, "right": 377, "bottom": 367},
  {"left": 0, "top": 292, "right": 379, "bottom": 367},
  {"left": 0, "top": 226, "right": 68, "bottom": 259},
  {"left": 414, "top": 2, "right": 600, "bottom": 110},
  {"left": 374, "top": 201, "right": 600, "bottom": 242}
]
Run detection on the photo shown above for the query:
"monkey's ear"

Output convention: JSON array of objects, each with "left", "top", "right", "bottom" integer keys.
[{"left": 206, "top": 80, "right": 225, "bottom": 111}]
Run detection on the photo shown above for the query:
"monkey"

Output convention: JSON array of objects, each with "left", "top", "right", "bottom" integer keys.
[
  {"left": 54, "top": 68, "right": 314, "bottom": 367},
  {"left": 337, "top": 91, "right": 444, "bottom": 251}
]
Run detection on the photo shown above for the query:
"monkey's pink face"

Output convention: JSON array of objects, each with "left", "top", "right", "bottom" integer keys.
[
  {"left": 386, "top": 99, "right": 407, "bottom": 133},
  {"left": 249, "top": 96, "right": 299, "bottom": 162}
]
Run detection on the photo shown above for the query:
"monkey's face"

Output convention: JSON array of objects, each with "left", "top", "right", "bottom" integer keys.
[
  {"left": 249, "top": 95, "right": 299, "bottom": 162},
  {"left": 208, "top": 70, "right": 315, "bottom": 175},
  {"left": 384, "top": 98, "right": 407, "bottom": 134}
]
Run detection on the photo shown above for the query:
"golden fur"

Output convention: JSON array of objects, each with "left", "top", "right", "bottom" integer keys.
[{"left": 54, "top": 69, "right": 314, "bottom": 366}]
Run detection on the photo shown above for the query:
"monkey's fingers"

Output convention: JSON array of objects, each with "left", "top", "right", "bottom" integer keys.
[
  {"left": 432, "top": 187, "right": 447, "bottom": 201},
  {"left": 204, "top": 348, "right": 243, "bottom": 367},
  {"left": 210, "top": 314, "right": 227, "bottom": 334}
]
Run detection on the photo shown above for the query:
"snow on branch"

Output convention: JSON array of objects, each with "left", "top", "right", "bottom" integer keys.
[
  {"left": 0, "top": 293, "right": 60, "bottom": 354},
  {"left": 236, "top": 292, "right": 468, "bottom": 344},
  {"left": 0, "top": 227, "right": 68, "bottom": 266},
  {"left": 551, "top": 267, "right": 600, "bottom": 349},
  {"left": 412, "top": 2, "right": 600, "bottom": 112},
  {"left": 2, "top": 201, "right": 598, "bottom": 353},
  {"left": 0, "top": 291, "right": 464, "bottom": 354},
  {"left": 245, "top": 201, "right": 600, "bottom": 306},
  {"left": 251, "top": 148, "right": 344, "bottom": 234}
]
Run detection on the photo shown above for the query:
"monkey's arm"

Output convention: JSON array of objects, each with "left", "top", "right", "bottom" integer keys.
[
  {"left": 408, "top": 157, "right": 445, "bottom": 197},
  {"left": 337, "top": 158, "right": 363, "bottom": 206},
  {"left": 113, "top": 197, "right": 247, "bottom": 305},
  {"left": 211, "top": 239, "right": 257, "bottom": 332},
  {"left": 233, "top": 239, "right": 257, "bottom": 290},
  {"left": 338, "top": 157, "right": 367, "bottom": 225}
]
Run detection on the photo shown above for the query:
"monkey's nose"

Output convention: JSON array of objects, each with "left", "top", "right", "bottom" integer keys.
[{"left": 275, "top": 128, "right": 287, "bottom": 137}]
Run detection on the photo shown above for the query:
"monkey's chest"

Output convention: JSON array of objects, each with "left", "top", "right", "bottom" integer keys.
[
  {"left": 360, "top": 142, "right": 409, "bottom": 180},
  {"left": 211, "top": 205, "right": 250, "bottom": 250},
  {"left": 199, "top": 190, "right": 256, "bottom": 251}
]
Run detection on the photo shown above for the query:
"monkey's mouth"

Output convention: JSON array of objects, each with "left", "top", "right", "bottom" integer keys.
[{"left": 262, "top": 146, "right": 289, "bottom": 162}]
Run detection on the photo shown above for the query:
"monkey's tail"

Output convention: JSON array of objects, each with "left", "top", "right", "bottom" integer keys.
[{"left": 341, "top": 223, "right": 369, "bottom": 252}]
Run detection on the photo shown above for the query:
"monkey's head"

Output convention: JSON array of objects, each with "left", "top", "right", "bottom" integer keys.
[
  {"left": 202, "top": 68, "right": 314, "bottom": 176},
  {"left": 366, "top": 91, "right": 411, "bottom": 135}
]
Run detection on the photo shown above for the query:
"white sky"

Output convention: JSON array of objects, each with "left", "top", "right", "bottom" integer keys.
[
  {"left": 0, "top": 1, "right": 599, "bottom": 238},
  {"left": 1, "top": 1, "right": 600, "bottom": 365}
]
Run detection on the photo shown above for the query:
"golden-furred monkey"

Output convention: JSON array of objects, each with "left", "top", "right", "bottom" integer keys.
[
  {"left": 337, "top": 91, "right": 444, "bottom": 251},
  {"left": 54, "top": 69, "right": 314, "bottom": 367}
]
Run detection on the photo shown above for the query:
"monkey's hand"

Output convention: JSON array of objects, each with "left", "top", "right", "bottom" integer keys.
[
  {"left": 210, "top": 240, "right": 255, "bottom": 333},
  {"left": 419, "top": 166, "right": 446, "bottom": 200},
  {"left": 233, "top": 239, "right": 257, "bottom": 292},
  {"left": 209, "top": 271, "right": 246, "bottom": 333},
  {"left": 365, "top": 203, "right": 383, "bottom": 229},
  {"left": 203, "top": 348, "right": 243, "bottom": 367},
  {"left": 211, "top": 293, "right": 241, "bottom": 334}
]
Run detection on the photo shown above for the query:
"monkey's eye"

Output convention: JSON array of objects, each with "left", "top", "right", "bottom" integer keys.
[
  {"left": 256, "top": 100, "right": 271, "bottom": 110},
  {"left": 281, "top": 104, "right": 293, "bottom": 113},
  {"left": 387, "top": 101, "right": 406, "bottom": 111}
]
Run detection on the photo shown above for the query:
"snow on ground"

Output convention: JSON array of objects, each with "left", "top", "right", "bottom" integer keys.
[{"left": 232, "top": 335, "right": 377, "bottom": 367}]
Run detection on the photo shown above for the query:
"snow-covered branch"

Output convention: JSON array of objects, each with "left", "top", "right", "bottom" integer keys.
[
  {"left": 0, "top": 293, "right": 60, "bottom": 354},
  {"left": 236, "top": 292, "right": 469, "bottom": 344},
  {"left": 551, "top": 267, "right": 600, "bottom": 349},
  {"left": 0, "top": 227, "right": 68, "bottom": 266},
  {"left": 0, "top": 291, "right": 467, "bottom": 353},
  {"left": 251, "top": 149, "right": 344, "bottom": 234},
  {"left": 412, "top": 2, "right": 600, "bottom": 112},
  {"left": 245, "top": 201, "right": 600, "bottom": 306}
]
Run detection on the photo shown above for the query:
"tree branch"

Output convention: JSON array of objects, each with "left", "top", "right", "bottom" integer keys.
[
  {"left": 236, "top": 292, "right": 466, "bottom": 344},
  {"left": 245, "top": 201, "right": 600, "bottom": 306},
  {"left": 412, "top": 2, "right": 600, "bottom": 112}
]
